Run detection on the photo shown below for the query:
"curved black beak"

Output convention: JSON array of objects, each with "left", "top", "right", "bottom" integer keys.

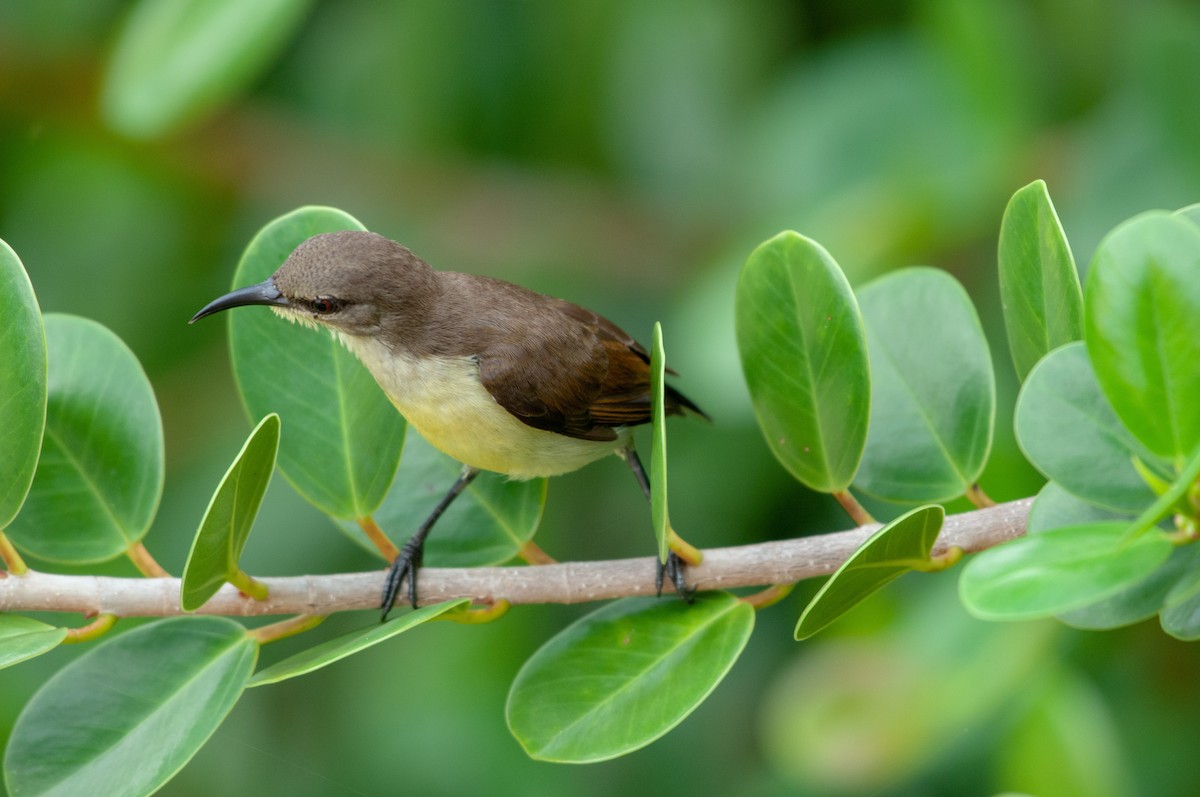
[{"left": 189, "top": 278, "right": 289, "bottom": 324}]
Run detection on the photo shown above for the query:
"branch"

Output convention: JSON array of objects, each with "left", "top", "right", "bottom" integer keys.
[{"left": 0, "top": 498, "right": 1031, "bottom": 618}]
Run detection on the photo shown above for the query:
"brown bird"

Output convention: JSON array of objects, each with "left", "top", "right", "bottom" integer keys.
[{"left": 191, "top": 231, "right": 705, "bottom": 615}]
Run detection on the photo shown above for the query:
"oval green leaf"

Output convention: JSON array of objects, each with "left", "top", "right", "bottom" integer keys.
[
  {"left": 959, "top": 522, "right": 1173, "bottom": 621},
  {"left": 649, "top": 321, "right": 669, "bottom": 563},
  {"left": 796, "top": 504, "right": 945, "bottom": 640},
  {"left": 101, "top": 0, "right": 313, "bottom": 139},
  {"left": 248, "top": 598, "right": 469, "bottom": 687},
  {"left": 1174, "top": 202, "right": 1200, "bottom": 229},
  {"left": 0, "top": 615, "right": 67, "bottom": 670},
  {"left": 1015, "top": 342, "right": 1160, "bottom": 513},
  {"left": 0, "top": 239, "right": 46, "bottom": 530},
  {"left": 998, "top": 179, "right": 1083, "bottom": 382},
  {"left": 1027, "top": 481, "right": 1132, "bottom": 533},
  {"left": 507, "top": 592, "right": 754, "bottom": 763},
  {"left": 3, "top": 617, "right": 256, "bottom": 797},
  {"left": 735, "top": 231, "right": 869, "bottom": 492},
  {"left": 1027, "top": 482, "right": 1183, "bottom": 630},
  {"left": 1160, "top": 561, "right": 1200, "bottom": 640},
  {"left": 1085, "top": 211, "right": 1200, "bottom": 463},
  {"left": 1061, "top": 543, "right": 1200, "bottom": 632},
  {"left": 338, "top": 431, "right": 545, "bottom": 565},
  {"left": 1161, "top": 597, "right": 1200, "bottom": 640},
  {"left": 227, "top": 206, "right": 406, "bottom": 520},
  {"left": 854, "top": 268, "right": 995, "bottom": 502},
  {"left": 181, "top": 414, "right": 280, "bottom": 611},
  {"left": 6, "top": 315, "right": 164, "bottom": 562}
]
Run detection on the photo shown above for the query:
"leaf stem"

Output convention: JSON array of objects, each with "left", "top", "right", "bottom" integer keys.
[
  {"left": 739, "top": 582, "right": 795, "bottom": 609},
  {"left": 126, "top": 542, "right": 170, "bottom": 578},
  {"left": 440, "top": 599, "right": 510, "bottom": 624},
  {"left": 966, "top": 484, "right": 996, "bottom": 509},
  {"left": 1134, "top": 456, "right": 1172, "bottom": 496},
  {"left": 668, "top": 529, "right": 703, "bottom": 565},
  {"left": 62, "top": 613, "right": 118, "bottom": 644},
  {"left": 911, "top": 546, "right": 964, "bottom": 572},
  {"left": 228, "top": 568, "right": 270, "bottom": 601},
  {"left": 0, "top": 531, "right": 28, "bottom": 575},
  {"left": 832, "top": 490, "right": 875, "bottom": 526},
  {"left": 518, "top": 540, "right": 556, "bottom": 564},
  {"left": 248, "top": 614, "right": 325, "bottom": 644},
  {"left": 357, "top": 516, "right": 400, "bottom": 561},
  {"left": 1125, "top": 446, "right": 1200, "bottom": 542}
]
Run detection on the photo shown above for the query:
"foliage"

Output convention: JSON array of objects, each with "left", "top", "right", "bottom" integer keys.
[
  {"left": 5, "top": 315, "right": 164, "bottom": 564},
  {"left": 181, "top": 413, "right": 280, "bottom": 610},
  {"left": 2, "top": 177, "right": 1199, "bottom": 793},
  {"left": 6, "top": 2, "right": 1200, "bottom": 795},
  {"left": 0, "top": 241, "right": 45, "bottom": 533},
  {"left": 735, "top": 231, "right": 869, "bottom": 493},
  {"left": 102, "top": 0, "right": 313, "bottom": 139},
  {"left": 507, "top": 593, "right": 753, "bottom": 762},
  {"left": 961, "top": 207, "right": 1200, "bottom": 635},
  {"left": 3, "top": 618, "right": 257, "bottom": 797}
]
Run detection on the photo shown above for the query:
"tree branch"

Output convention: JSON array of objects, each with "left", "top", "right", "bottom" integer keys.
[{"left": 0, "top": 498, "right": 1031, "bottom": 618}]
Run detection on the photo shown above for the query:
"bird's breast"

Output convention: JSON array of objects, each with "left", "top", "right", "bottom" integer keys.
[{"left": 338, "top": 334, "right": 625, "bottom": 478}]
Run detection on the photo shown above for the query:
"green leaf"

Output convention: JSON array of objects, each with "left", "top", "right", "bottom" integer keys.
[
  {"left": 1085, "top": 211, "right": 1200, "bottom": 463},
  {"left": 1161, "top": 561, "right": 1200, "bottom": 640},
  {"left": 1030, "top": 478, "right": 1200, "bottom": 631},
  {"left": 337, "top": 431, "right": 545, "bottom": 565},
  {"left": 0, "top": 239, "right": 46, "bottom": 530},
  {"left": 1015, "top": 342, "right": 1160, "bottom": 513},
  {"left": 1031, "top": 483, "right": 1200, "bottom": 630},
  {"left": 1174, "top": 202, "right": 1200, "bottom": 229},
  {"left": 181, "top": 414, "right": 280, "bottom": 611},
  {"left": 998, "top": 179, "right": 1083, "bottom": 381},
  {"left": 507, "top": 592, "right": 753, "bottom": 762},
  {"left": 0, "top": 615, "right": 66, "bottom": 670},
  {"left": 854, "top": 268, "right": 995, "bottom": 502},
  {"left": 248, "top": 599, "right": 469, "bottom": 687},
  {"left": 6, "top": 315, "right": 164, "bottom": 563},
  {"left": 101, "top": 0, "right": 313, "bottom": 139},
  {"left": 3, "top": 617, "right": 256, "bottom": 797},
  {"left": 649, "top": 321, "right": 669, "bottom": 563},
  {"left": 959, "top": 522, "right": 1173, "bottom": 620},
  {"left": 228, "top": 206, "right": 406, "bottom": 520},
  {"left": 796, "top": 504, "right": 945, "bottom": 640},
  {"left": 1062, "top": 543, "right": 1200, "bottom": 632},
  {"left": 1027, "top": 482, "right": 1131, "bottom": 534},
  {"left": 735, "top": 231, "right": 869, "bottom": 492}
]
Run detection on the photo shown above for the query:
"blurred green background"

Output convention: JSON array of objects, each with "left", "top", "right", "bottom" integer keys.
[{"left": 3, "top": 1, "right": 1200, "bottom": 795}]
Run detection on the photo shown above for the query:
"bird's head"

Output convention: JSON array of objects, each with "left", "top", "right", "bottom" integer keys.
[{"left": 190, "top": 231, "right": 438, "bottom": 338}]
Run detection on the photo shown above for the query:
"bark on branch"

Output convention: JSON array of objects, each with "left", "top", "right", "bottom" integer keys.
[{"left": 0, "top": 498, "right": 1031, "bottom": 618}]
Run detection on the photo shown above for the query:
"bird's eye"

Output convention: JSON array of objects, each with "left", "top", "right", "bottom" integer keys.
[{"left": 311, "top": 296, "right": 340, "bottom": 314}]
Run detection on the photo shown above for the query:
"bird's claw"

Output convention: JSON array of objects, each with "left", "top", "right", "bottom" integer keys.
[
  {"left": 380, "top": 538, "right": 423, "bottom": 621},
  {"left": 655, "top": 551, "right": 696, "bottom": 603}
]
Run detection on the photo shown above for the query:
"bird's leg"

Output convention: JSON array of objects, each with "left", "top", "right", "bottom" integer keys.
[
  {"left": 617, "top": 447, "right": 695, "bottom": 602},
  {"left": 621, "top": 444, "right": 652, "bottom": 501},
  {"left": 380, "top": 466, "right": 480, "bottom": 620}
]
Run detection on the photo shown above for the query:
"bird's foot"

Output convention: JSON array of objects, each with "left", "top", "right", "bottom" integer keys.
[
  {"left": 380, "top": 537, "right": 424, "bottom": 620},
  {"left": 655, "top": 551, "right": 696, "bottom": 603}
]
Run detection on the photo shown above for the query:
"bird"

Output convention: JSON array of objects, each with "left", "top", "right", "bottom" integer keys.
[{"left": 191, "top": 230, "right": 705, "bottom": 616}]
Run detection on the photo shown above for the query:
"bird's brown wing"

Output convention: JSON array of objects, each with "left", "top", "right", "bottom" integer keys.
[{"left": 477, "top": 299, "right": 674, "bottom": 442}]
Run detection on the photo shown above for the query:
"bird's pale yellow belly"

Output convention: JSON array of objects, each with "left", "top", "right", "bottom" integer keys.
[{"left": 340, "top": 335, "right": 626, "bottom": 478}]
